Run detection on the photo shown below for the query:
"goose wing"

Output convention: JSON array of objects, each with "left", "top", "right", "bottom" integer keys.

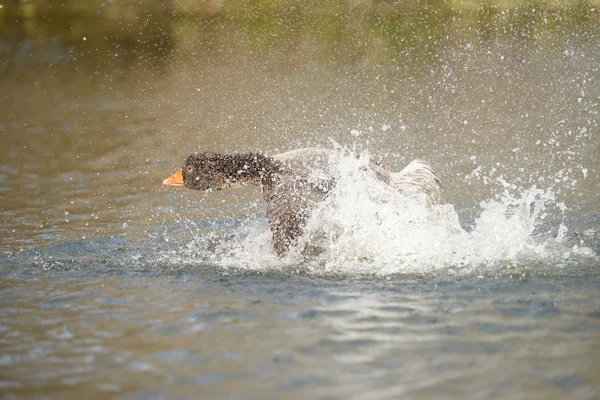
[
  {"left": 263, "top": 176, "right": 332, "bottom": 256},
  {"left": 264, "top": 149, "right": 336, "bottom": 255}
]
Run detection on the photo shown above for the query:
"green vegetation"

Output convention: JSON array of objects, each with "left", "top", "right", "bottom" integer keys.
[{"left": 1, "top": 0, "right": 598, "bottom": 74}]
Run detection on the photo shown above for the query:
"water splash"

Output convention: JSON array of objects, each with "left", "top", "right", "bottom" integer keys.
[
  {"left": 4, "top": 150, "right": 596, "bottom": 278},
  {"left": 157, "top": 152, "right": 596, "bottom": 276}
]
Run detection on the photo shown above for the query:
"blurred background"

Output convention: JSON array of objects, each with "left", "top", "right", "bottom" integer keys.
[{"left": 1, "top": 0, "right": 599, "bottom": 251}]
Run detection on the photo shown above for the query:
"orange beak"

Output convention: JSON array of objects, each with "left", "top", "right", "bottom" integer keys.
[{"left": 162, "top": 169, "right": 185, "bottom": 187}]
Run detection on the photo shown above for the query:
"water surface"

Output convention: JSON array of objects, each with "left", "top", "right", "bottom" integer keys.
[{"left": 1, "top": 2, "right": 599, "bottom": 398}]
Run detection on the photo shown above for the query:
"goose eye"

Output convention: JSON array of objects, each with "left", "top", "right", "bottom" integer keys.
[{"left": 186, "top": 165, "right": 193, "bottom": 173}]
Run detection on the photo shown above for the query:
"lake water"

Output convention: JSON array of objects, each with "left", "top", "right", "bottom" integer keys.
[{"left": 1, "top": 2, "right": 599, "bottom": 398}]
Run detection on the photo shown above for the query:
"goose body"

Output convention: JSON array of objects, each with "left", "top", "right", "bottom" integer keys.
[{"left": 163, "top": 148, "right": 442, "bottom": 256}]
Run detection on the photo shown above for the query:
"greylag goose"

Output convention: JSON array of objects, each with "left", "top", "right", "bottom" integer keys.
[{"left": 163, "top": 148, "right": 442, "bottom": 256}]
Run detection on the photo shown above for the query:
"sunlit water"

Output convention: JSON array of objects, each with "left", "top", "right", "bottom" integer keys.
[{"left": 1, "top": 2, "right": 600, "bottom": 399}]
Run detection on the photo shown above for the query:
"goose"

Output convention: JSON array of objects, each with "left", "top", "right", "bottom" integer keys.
[{"left": 163, "top": 148, "right": 442, "bottom": 256}]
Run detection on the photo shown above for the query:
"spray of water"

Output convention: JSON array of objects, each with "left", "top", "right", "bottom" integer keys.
[{"left": 155, "top": 151, "right": 596, "bottom": 276}]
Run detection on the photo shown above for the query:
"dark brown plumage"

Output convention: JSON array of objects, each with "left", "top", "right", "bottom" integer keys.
[{"left": 163, "top": 148, "right": 442, "bottom": 256}]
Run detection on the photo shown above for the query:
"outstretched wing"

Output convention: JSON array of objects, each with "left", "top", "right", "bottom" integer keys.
[
  {"left": 264, "top": 185, "right": 309, "bottom": 256},
  {"left": 263, "top": 176, "right": 333, "bottom": 256},
  {"left": 265, "top": 149, "right": 337, "bottom": 255}
]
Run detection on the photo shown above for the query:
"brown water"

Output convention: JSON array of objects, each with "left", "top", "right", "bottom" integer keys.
[{"left": 1, "top": 2, "right": 599, "bottom": 399}]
